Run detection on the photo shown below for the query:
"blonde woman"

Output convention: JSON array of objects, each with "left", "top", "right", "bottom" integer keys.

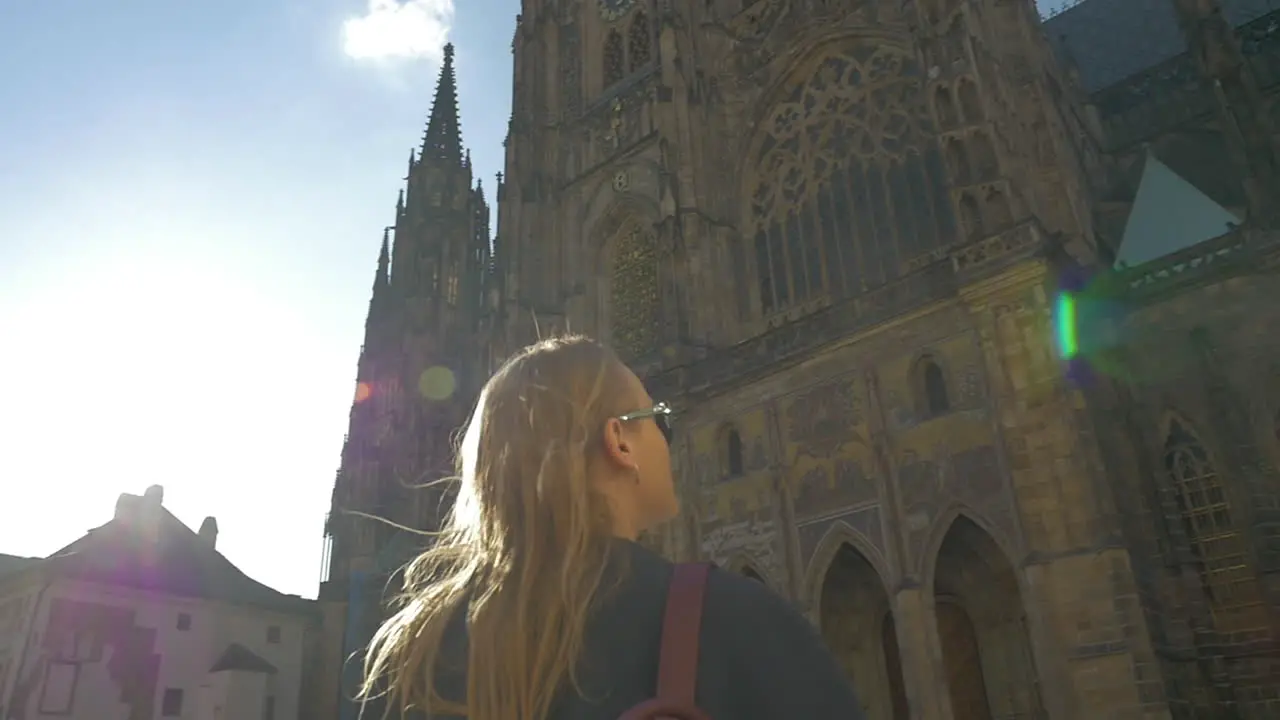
[{"left": 362, "top": 335, "right": 864, "bottom": 719}]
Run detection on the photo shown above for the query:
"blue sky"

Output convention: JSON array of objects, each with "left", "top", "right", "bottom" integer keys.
[
  {"left": 0, "top": 0, "right": 1059, "bottom": 599},
  {"left": 0, "top": 0, "right": 510, "bottom": 599}
]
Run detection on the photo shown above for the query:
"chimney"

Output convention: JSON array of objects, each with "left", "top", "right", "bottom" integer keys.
[
  {"left": 114, "top": 493, "right": 140, "bottom": 521},
  {"left": 198, "top": 517, "right": 219, "bottom": 549},
  {"left": 143, "top": 484, "right": 164, "bottom": 507}
]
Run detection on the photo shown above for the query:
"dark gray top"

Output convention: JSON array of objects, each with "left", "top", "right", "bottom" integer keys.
[{"left": 416, "top": 539, "right": 866, "bottom": 720}]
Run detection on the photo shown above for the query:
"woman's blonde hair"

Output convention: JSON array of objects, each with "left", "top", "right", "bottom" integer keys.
[{"left": 360, "top": 334, "right": 635, "bottom": 719}]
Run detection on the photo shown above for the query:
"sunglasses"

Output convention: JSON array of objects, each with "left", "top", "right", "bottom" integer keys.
[{"left": 618, "top": 402, "right": 674, "bottom": 444}]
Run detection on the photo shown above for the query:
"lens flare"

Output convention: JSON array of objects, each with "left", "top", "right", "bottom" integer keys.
[
  {"left": 354, "top": 381, "right": 373, "bottom": 404},
  {"left": 418, "top": 366, "right": 456, "bottom": 401},
  {"left": 1055, "top": 293, "right": 1078, "bottom": 360}
]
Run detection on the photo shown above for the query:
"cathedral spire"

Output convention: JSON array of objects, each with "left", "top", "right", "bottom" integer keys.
[
  {"left": 420, "top": 43, "right": 463, "bottom": 164},
  {"left": 376, "top": 228, "right": 391, "bottom": 289},
  {"left": 357, "top": 228, "right": 393, "bottom": 381}
]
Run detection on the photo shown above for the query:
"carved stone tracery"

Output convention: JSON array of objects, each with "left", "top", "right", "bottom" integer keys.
[
  {"left": 609, "top": 222, "right": 661, "bottom": 360},
  {"left": 744, "top": 42, "right": 959, "bottom": 318}
]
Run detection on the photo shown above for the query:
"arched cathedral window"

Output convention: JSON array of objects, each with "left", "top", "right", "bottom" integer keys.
[
  {"left": 743, "top": 44, "right": 958, "bottom": 316},
  {"left": 628, "top": 12, "right": 652, "bottom": 72},
  {"left": 610, "top": 223, "right": 660, "bottom": 360},
  {"left": 603, "top": 30, "right": 625, "bottom": 87},
  {"left": 923, "top": 360, "right": 949, "bottom": 415},
  {"left": 1163, "top": 419, "right": 1266, "bottom": 633},
  {"left": 725, "top": 427, "right": 744, "bottom": 477}
]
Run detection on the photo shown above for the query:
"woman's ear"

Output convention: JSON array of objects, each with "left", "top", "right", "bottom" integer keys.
[{"left": 601, "top": 417, "right": 633, "bottom": 470}]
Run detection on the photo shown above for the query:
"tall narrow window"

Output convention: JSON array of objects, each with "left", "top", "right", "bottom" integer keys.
[
  {"left": 604, "top": 31, "right": 625, "bottom": 87},
  {"left": 628, "top": 12, "right": 652, "bottom": 71},
  {"left": 162, "top": 688, "right": 184, "bottom": 717},
  {"left": 923, "top": 360, "right": 949, "bottom": 416},
  {"left": 610, "top": 224, "right": 660, "bottom": 361},
  {"left": 1164, "top": 419, "right": 1266, "bottom": 633},
  {"left": 726, "top": 428, "right": 744, "bottom": 476},
  {"left": 445, "top": 264, "right": 460, "bottom": 305}
]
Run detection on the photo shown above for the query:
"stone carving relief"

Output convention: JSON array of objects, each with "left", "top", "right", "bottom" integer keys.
[
  {"left": 590, "top": 90, "right": 648, "bottom": 161},
  {"left": 701, "top": 517, "right": 784, "bottom": 582},
  {"left": 744, "top": 42, "right": 959, "bottom": 316}
]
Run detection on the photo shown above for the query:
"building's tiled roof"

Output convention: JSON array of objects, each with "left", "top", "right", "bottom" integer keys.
[
  {"left": 1044, "top": 0, "right": 1280, "bottom": 92},
  {"left": 0, "top": 553, "right": 39, "bottom": 579},
  {"left": 42, "top": 507, "right": 313, "bottom": 615},
  {"left": 210, "top": 642, "right": 278, "bottom": 674}
]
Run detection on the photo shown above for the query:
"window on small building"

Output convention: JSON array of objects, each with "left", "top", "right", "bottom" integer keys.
[
  {"left": 266, "top": 625, "right": 281, "bottom": 644},
  {"left": 726, "top": 428, "right": 744, "bottom": 477},
  {"left": 176, "top": 613, "right": 191, "bottom": 631},
  {"left": 604, "top": 30, "right": 625, "bottom": 87},
  {"left": 162, "top": 688, "right": 184, "bottom": 717},
  {"left": 39, "top": 661, "right": 78, "bottom": 714},
  {"left": 628, "top": 12, "right": 652, "bottom": 72}
]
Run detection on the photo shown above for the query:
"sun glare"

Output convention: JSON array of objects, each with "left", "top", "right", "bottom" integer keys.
[{"left": 1, "top": 250, "right": 342, "bottom": 597}]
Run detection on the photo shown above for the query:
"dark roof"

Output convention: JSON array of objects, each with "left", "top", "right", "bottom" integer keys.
[
  {"left": 1044, "top": 0, "right": 1280, "bottom": 92},
  {"left": 210, "top": 642, "right": 278, "bottom": 674},
  {"left": 43, "top": 506, "right": 313, "bottom": 616},
  {"left": 0, "top": 553, "right": 39, "bottom": 579}
]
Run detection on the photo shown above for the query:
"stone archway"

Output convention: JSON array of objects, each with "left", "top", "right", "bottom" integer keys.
[
  {"left": 933, "top": 516, "right": 1045, "bottom": 720},
  {"left": 819, "top": 544, "right": 909, "bottom": 720}
]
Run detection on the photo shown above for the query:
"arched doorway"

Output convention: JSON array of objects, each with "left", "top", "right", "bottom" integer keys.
[
  {"left": 933, "top": 516, "right": 1045, "bottom": 720},
  {"left": 819, "top": 544, "right": 909, "bottom": 720}
]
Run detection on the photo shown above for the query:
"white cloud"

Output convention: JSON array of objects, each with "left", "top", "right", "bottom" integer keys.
[{"left": 342, "top": 0, "right": 454, "bottom": 61}]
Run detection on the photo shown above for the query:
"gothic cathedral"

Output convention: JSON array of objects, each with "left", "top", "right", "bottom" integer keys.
[{"left": 312, "top": 1, "right": 1280, "bottom": 719}]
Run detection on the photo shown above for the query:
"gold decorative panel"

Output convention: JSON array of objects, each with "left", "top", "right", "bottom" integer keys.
[{"left": 610, "top": 223, "right": 660, "bottom": 360}]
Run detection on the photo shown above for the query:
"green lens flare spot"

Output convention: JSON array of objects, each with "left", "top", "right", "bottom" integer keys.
[
  {"left": 1055, "top": 293, "right": 1078, "bottom": 359},
  {"left": 418, "top": 366, "right": 456, "bottom": 401}
]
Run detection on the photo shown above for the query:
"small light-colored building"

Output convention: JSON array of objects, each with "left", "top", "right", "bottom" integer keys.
[{"left": 0, "top": 485, "right": 317, "bottom": 720}]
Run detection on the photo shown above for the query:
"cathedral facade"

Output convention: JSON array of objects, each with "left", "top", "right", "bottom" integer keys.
[{"left": 315, "top": 1, "right": 1280, "bottom": 718}]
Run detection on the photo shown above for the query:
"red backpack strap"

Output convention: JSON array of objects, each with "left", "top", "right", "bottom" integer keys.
[
  {"left": 657, "top": 563, "right": 711, "bottom": 704},
  {"left": 618, "top": 562, "right": 713, "bottom": 720}
]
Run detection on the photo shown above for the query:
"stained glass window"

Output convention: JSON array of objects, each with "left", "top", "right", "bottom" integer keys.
[{"left": 610, "top": 225, "right": 660, "bottom": 360}]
